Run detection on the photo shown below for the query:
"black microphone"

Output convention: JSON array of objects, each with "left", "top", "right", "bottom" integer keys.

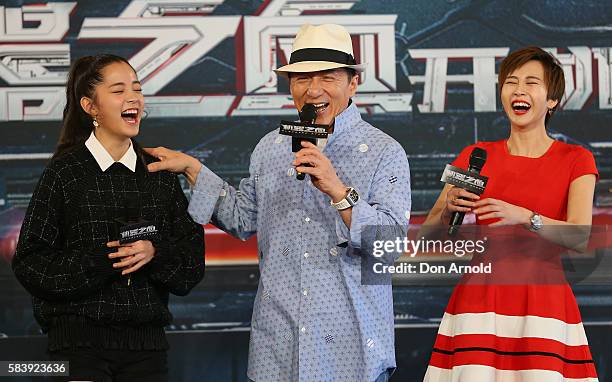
[
  {"left": 113, "top": 192, "right": 158, "bottom": 286},
  {"left": 295, "top": 104, "right": 317, "bottom": 180},
  {"left": 278, "top": 103, "right": 329, "bottom": 181},
  {"left": 116, "top": 193, "right": 158, "bottom": 245},
  {"left": 445, "top": 147, "right": 487, "bottom": 235},
  {"left": 299, "top": 103, "right": 317, "bottom": 124}
]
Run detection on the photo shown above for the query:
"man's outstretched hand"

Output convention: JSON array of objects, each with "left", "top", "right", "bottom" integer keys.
[{"left": 144, "top": 147, "right": 202, "bottom": 186}]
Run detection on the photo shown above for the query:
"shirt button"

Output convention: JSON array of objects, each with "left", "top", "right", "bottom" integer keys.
[
  {"left": 303, "top": 289, "right": 308, "bottom": 296},
  {"left": 367, "top": 338, "right": 375, "bottom": 348},
  {"left": 304, "top": 217, "right": 311, "bottom": 222},
  {"left": 301, "top": 327, "right": 306, "bottom": 333},
  {"left": 304, "top": 252, "right": 309, "bottom": 258},
  {"left": 329, "top": 247, "right": 338, "bottom": 257}
]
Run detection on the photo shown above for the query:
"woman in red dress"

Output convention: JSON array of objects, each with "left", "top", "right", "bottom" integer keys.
[{"left": 422, "top": 47, "right": 599, "bottom": 381}]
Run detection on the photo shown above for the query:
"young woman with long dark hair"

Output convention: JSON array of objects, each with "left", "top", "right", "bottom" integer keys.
[{"left": 12, "top": 54, "right": 205, "bottom": 382}]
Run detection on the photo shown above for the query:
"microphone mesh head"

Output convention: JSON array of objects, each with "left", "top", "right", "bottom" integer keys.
[
  {"left": 299, "top": 104, "right": 317, "bottom": 123},
  {"left": 469, "top": 147, "right": 487, "bottom": 171}
]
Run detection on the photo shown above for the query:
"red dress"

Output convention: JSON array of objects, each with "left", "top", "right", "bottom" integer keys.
[{"left": 424, "top": 139, "right": 600, "bottom": 381}]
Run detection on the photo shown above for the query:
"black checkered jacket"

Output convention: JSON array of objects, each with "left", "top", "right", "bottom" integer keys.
[{"left": 12, "top": 144, "right": 205, "bottom": 350}]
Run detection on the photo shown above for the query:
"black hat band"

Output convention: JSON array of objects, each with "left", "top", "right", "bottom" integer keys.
[{"left": 289, "top": 48, "right": 356, "bottom": 66}]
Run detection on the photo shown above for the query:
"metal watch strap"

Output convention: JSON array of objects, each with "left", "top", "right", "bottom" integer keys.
[
  {"left": 332, "top": 198, "right": 352, "bottom": 210},
  {"left": 330, "top": 187, "right": 356, "bottom": 210}
]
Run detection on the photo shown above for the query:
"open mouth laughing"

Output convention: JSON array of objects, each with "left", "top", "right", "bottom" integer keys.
[
  {"left": 511, "top": 100, "right": 531, "bottom": 115},
  {"left": 121, "top": 108, "right": 139, "bottom": 125},
  {"left": 310, "top": 102, "right": 329, "bottom": 115}
]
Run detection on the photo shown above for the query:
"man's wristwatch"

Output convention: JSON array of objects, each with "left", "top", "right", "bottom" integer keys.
[
  {"left": 330, "top": 187, "right": 359, "bottom": 210},
  {"left": 529, "top": 211, "right": 543, "bottom": 231}
]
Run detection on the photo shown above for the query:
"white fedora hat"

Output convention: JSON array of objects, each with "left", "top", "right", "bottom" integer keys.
[{"left": 274, "top": 23, "right": 366, "bottom": 76}]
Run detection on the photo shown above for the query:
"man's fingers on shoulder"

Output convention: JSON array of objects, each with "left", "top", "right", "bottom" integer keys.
[
  {"left": 145, "top": 146, "right": 171, "bottom": 158},
  {"left": 147, "top": 162, "right": 162, "bottom": 172},
  {"left": 143, "top": 147, "right": 161, "bottom": 156}
]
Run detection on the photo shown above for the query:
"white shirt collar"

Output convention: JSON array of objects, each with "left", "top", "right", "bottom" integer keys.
[{"left": 85, "top": 131, "right": 137, "bottom": 172}]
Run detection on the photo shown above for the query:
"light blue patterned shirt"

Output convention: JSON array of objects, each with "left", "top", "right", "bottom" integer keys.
[{"left": 188, "top": 103, "right": 411, "bottom": 381}]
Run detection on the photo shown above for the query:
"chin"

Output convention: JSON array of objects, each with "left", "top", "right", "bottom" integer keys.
[
  {"left": 122, "top": 126, "right": 140, "bottom": 138},
  {"left": 316, "top": 114, "right": 333, "bottom": 125},
  {"left": 510, "top": 119, "right": 539, "bottom": 129}
]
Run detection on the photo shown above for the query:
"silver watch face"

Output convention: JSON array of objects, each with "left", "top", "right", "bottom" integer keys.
[
  {"left": 530, "top": 213, "right": 543, "bottom": 230},
  {"left": 347, "top": 189, "right": 359, "bottom": 204}
]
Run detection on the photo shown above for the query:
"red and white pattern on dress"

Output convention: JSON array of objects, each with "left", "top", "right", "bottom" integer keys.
[{"left": 424, "top": 139, "right": 600, "bottom": 382}]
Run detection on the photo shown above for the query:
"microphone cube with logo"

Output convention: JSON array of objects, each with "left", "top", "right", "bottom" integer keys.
[
  {"left": 440, "top": 164, "right": 488, "bottom": 195},
  {"left": 116, "top": 217, "right": 159, "bottom": 245},
  {"left": 440, "top": 147, "right": 488, "bottom": 235},
  {"left": 278, "top": 121, "right": 329, "bottom": 180}
]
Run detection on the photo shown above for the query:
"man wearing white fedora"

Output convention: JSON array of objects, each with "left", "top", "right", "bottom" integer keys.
[{"left": 145, "top": 23, "right": 411, "bottom": 382}]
